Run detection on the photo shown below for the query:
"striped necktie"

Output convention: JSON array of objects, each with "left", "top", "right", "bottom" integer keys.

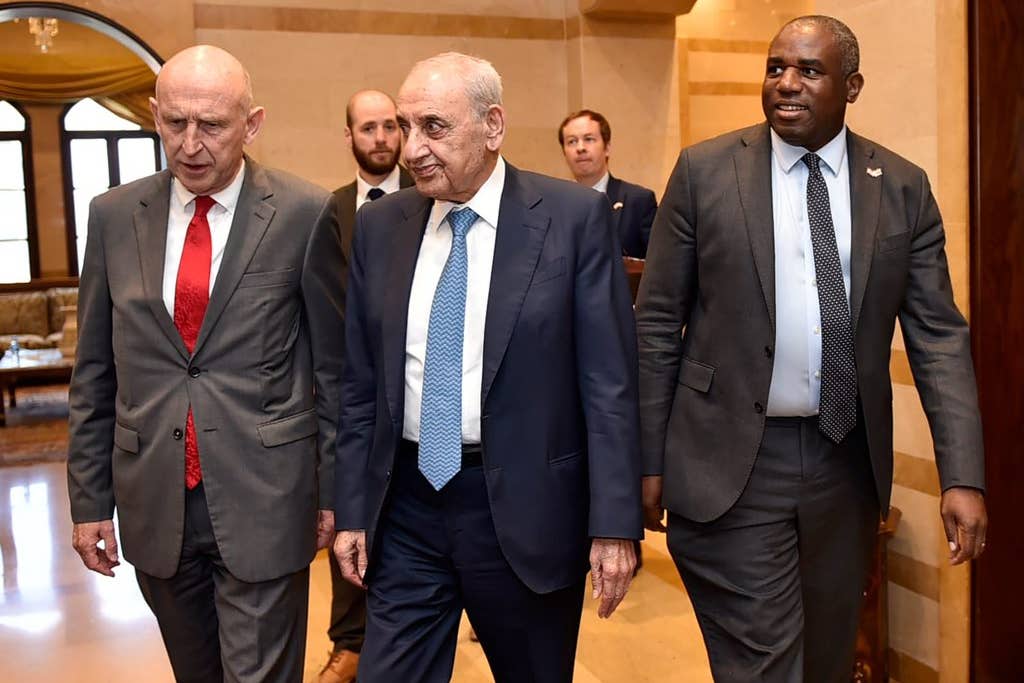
[{"left": 418, "top": 207, "right": 478, "bottom": 490}]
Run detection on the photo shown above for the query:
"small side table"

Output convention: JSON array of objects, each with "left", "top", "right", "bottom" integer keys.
[
  {"left": 623, "top": 257, "right": 644, "bottom": 301},
  {"left": 0, "top": 349, "right": 74, "bottom": 426}
]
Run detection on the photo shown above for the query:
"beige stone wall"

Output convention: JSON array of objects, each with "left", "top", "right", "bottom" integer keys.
[
  {"left": 195, "top": 24, "right": 571, "bottom": 190},
  {"left": 194, "top": 0, "right": 680, "bottom": 195},
  {"left": 566, "top": 3, "right": 680, "bottom": 196},
  {"left": 192, "top": 0, "right": 572, "bottom": 190},
  {"left": 675, "top": 0, "right": 813, "bottom": 147}
]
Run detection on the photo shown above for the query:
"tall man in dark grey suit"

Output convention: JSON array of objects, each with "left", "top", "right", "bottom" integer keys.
[
  {"left": 333, "top": 52, "right": 641, "bottom": 682},
  {"left": 67, "top": 45, "right": 345, "bottom": 683},
  {"left": 636, "top": 16, "right": 988, "bottom": 683},
  {"left": 317, "top": 88, "right": 412, "bottom": 683},
  {"left": 559, "top": 109, "right": 658, "bottom": 258}
]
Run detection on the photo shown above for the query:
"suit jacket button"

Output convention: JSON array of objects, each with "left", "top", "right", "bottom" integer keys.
[
  {"left": 764, "top": 346, "right": 774, "bottom": 358},
  {"left": 172, "top": 428, "right": 183, "bottom": 440},
  {"left": 189, "top": 367, "right": 201, "bottom": 378},
  {"left": 385, "top": 469, "right": 392, "bottom": 480},
  {"left": 754, "top": 402, "right": 764, "bottom": 414}
]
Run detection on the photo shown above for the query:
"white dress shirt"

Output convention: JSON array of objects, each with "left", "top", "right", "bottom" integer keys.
[
  {"left": 766, "top": 127, "right": 853, "bottom": 416},
  {"left": 403, "top": 156, "right": 506, "bottom": 443},
  {"left": 590, "top": 170, "right": 610, "bottom": 194},
  {"left": 355, "top": 165, "right": 402, "bottom": 212},
  {"left": 162, "top": 162, "right": 246, "bottom": 318}
]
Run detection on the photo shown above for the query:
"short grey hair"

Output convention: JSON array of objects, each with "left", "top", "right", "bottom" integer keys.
[
  {"left": 240, "top": 69, "right": 255, "bottom": 113},
  {"left": 779, "top": 15, "right": 860, "bottom": 76},
  {"left": 411, "top": 52, "right": 503, "bottom": 118}
]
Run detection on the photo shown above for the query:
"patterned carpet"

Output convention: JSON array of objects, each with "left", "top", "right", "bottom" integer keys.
[{"left": 0, "top": 383, "right": 69, "bottom": 465}]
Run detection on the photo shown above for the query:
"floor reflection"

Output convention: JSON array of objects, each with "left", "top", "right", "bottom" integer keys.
[
  {"left": 0, "top": 608, "right": 61, "bottom": 635},
  {"left": 0, "top": 463, "right": 175, "bottom": 681},
  {"left": 8, "top": 481, "right": 54, "bottom": 600},
  {"left": 0, "top": 461, "right": 711, "bottom": 682}
]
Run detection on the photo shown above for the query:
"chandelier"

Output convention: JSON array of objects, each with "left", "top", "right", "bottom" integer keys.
[{"left": 27, "top": 17, "right": 59, "bottom": 53}]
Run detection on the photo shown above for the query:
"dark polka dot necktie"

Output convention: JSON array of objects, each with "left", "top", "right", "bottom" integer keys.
[
  {"left": 803, "top": 153, "right": 858, "bottom": 443},
  {"left": 367, "top": 187, "right": 385, "bottom": 201}
]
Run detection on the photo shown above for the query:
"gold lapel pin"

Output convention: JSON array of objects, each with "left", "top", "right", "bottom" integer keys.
[{"left": 866, "top": 167, "right": 883, "bottom": 178}]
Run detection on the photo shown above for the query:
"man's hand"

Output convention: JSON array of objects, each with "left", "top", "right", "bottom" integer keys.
[
  {"left": 333, "top": 530, "right": 368, "bottom": 588},
  {"left": 72, "top": 520, "right": 120, "bottom": 577},
  {"left": 316, "top": 510, "right": 336, "bottom": 551},
  {"left": 941, "top": 487, "right": 988, "bottom": 565},
  {"left": 642, "top": 476, "right": 666, "bottom": 532},
  {"left": 589, "top": 538, "right": 636, "bottom": 618}
]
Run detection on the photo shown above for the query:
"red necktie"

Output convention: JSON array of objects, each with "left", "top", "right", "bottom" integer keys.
[{"left": 174, "top": 195, "right": 215, "bottom": 489}]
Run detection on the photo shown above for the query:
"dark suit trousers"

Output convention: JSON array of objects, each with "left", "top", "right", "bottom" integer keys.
[
  {"left": 327, "top": 539, "right": 367, "bottom": 651},
  {"left": 135, "top": 483, "right": 310, "bottom": 683},
  {"left": 358, "top": 443, "right": 586, "bottom": 683},
  {"left": 667, "top": 417, "right": 878, "bottom": 683}
]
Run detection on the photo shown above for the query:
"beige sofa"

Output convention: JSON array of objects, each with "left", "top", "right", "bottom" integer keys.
[{"left": 0, "top": 285, "right": 79, "bottom": 350}]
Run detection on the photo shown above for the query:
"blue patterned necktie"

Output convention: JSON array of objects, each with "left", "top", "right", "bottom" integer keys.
[
  {"left": 418, "top": 207, "right": 478, "bottom": 490},
  {"left": 803, "top": 152, "right": 858, "bottom": 443}
]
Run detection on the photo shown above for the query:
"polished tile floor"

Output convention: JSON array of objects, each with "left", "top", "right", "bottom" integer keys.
[{"left": 0, "top": 462, "right": 711, "bottom": 682}]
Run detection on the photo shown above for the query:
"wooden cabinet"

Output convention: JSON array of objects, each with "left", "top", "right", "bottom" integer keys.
[{"left": 854, "top": 508, "right": 901, "bottom": 682}]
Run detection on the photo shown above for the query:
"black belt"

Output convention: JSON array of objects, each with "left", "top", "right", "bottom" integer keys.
[{"left": 399, "top": 439, "right": 483, "bottom": 469}]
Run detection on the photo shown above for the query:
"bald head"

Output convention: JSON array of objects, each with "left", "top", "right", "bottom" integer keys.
[
  {"left": 346, "top": 90, "right": 395, "bottom": 128},
  {"left": 150, "top": 45, "right": 265, "bottom": 195},
  {"left": 157, "top": 45, "right": 254, "bottom": 115}
]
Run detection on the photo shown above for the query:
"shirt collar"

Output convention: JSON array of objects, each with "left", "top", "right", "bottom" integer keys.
[
  {"left": 590, "top": 170, "right": 611, "bottom": 194},
  {"left": 355, "top": 164, "right": 402, "bottom": 200},
  {"left": 770, "top": 125, "right": 847, "bottom": 177},
  {"left": 428, "top": 156, "right": 506, "bottom": 233},
  {"left": 171, "top": 160, "right": 246, "bottom": 213}
]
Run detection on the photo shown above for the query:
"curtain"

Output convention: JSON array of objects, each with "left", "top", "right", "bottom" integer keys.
[{"left": 0, "top": 64, "right": 156, "bottom": 129}]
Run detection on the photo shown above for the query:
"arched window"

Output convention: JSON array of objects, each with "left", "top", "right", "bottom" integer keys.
[
  {"left": 0, "top": 100, "right": 37, "bottom": 284},
  {"left": 62, "top": 98, "right": 161, "bottom": 275}
]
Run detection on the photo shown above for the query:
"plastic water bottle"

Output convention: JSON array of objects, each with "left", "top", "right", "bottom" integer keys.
[{"left": 9, "top": 338, "right": 19, "bottom": 363}]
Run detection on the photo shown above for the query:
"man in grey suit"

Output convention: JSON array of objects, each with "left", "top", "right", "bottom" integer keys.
[
  {"left": 67, "top": 45, "right": 345, "bottom": 683},
  {"left": 636, "top": 16, "right": 988, "bottom": 683},
  {"left": 317, "top": 88, "right": 412, "bottom": 683}
]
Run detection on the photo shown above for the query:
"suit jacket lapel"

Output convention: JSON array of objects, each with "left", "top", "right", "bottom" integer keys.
[
  {"left": 846, "top": 130, "right": 881, "bottom": 332},
  {"left": 481, "top": 165, "right": 549, "bottom": 407},
  {"left": 337, "top": 183, "right": 356, "bottom": 231},
  {"left": 606, "top": 174, "right": 624, "bottom": 245},
  {"left": 133, "top": 170, "right": 189, "bottom": 360},
  {"left": 193, "top": 160, "right": 276, "bottom": 356},
  {"left": 398, "top": 166, "right": 415, "bottom": 189},
  {"left": 735, "top": 123, "right": 776, "bottom": 332},
  {"left": 382, "top": 192, "right": 431, "bottom": 424}
]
